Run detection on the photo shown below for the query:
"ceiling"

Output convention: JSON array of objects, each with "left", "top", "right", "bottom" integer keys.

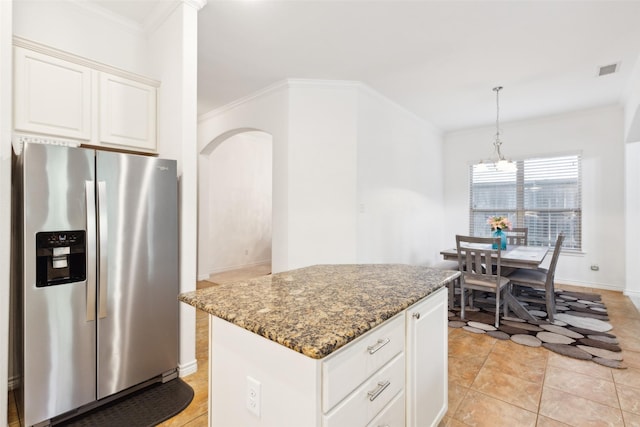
[{"left": 94, "top": 0, "right": 640, "bottom": 132}]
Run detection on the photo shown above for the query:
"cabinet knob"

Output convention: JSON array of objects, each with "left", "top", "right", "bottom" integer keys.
[{"left": 413, "top": 312, "right": 421, "bottom": 319}]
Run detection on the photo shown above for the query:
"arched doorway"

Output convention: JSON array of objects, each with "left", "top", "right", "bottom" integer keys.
[{"left": 198, "top": 129, "right": 273, "bottom": 280}]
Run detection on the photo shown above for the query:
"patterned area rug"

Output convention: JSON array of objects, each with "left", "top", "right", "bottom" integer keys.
[{"left": 448, "top": 286, "right": 626, "bottom": 369}]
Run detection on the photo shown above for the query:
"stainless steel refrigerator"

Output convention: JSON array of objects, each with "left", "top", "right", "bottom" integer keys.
[{"left": 12, "top": 142, "right": 179, "bottom": 426}]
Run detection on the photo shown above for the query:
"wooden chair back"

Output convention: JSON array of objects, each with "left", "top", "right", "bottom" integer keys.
[
  {"left": 506, "top": 227, "right": 528, "bottom": 246},
  {"left": 455, "top": 235, "right": 503, "bottom": 288}
]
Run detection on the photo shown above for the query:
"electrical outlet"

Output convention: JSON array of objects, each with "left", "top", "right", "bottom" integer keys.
[{"left": 246, "top": 376, "right": 261, "bottom": 417}]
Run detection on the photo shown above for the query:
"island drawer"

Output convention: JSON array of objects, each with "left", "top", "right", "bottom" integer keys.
[
  {"left": 323, "top": 353, "right": 405, "bottom": 427},
  {"left": 322, "top": 313, "right": 404, "bottom": 412},
  {"left": 366, "top": 390, "right": 405, "bottom": 427}
]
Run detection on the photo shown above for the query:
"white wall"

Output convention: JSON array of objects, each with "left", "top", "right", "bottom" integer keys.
[
  {"left": 198, "top": 79, "right": 444, "bottom": 274},
  {"left": 625, "top": 141, "right": 640, "bottom": 298},
  {"left": 356, "top": 87, "right": 445, "bottom": 265},
  {"left": 204, "top": 131, "right": 272, "bottom": 276},
  {"left": 444, "top": 105, "right": 626, "bottom": 290},
  {"left": 1, "top": 2, "right": 13, "bottom": 425},
  {"left": 624, "top": 55, "right": 640, "bottom": 300},
  {"left": 12, "top": 0, "right": 150, "bottom": 76},
  {"left": 624, "top": 55, "right": 640, "bottom": 143},
  {"left": 198, "top": 82, "right": 289, "bottom": 273},
  {"left": 286, "top": 81, "right": 359, "bottom": 268}
]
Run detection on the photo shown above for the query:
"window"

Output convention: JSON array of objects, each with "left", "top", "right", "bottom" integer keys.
[{"left": 469, "top": 154, "right": 581, "bottom": 250}]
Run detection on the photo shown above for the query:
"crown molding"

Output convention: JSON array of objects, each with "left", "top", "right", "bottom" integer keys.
[
  {"left": 198, "top": 80, "right": 290, "bottom": 122},
  {"left": 184, "top": 0, "right": 208, "bottom": 11},
  {"left": 67, "top": 0, "right": 144, "bottom": 35},
  {"left": 198, "top": 78, "right": 439, "bottom": 132},
  {"left": 13, "top": 36, "right": 160, "bottom": 87}
]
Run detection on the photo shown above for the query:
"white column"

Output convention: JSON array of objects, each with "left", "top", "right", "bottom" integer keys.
[
  {"left": 625, "top": 141, "right": 640, "bottom": 303},
  {"left": 177, "top": 0, "right": 204, "bottom": 376},
  {"left": 149, "top": 0, "right": 206, "bottom": 376}
]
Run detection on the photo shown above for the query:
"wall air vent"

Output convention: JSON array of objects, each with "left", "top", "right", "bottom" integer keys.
[{"left": 598, "top": 63, "right": 619, "bottom": 77}]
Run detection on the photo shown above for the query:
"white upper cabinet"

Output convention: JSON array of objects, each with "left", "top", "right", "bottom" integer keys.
[
  {"left": 14, "top": 46, "right": 92, "bottom": 141},
  {"left": 13, "top": 39, "right": 159, "bottom": 153},
  {"left": 99, "top": 73, "right": 156, "bottom": 151}
]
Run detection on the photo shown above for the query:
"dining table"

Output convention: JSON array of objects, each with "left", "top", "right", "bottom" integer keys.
[{"left": 439, "top": 244, "right": 549, "bottom": 322}]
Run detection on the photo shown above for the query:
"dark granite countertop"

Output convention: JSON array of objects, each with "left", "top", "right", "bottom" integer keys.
[{"left": 178, "top": 264, "right": 459, "bottom": 359}]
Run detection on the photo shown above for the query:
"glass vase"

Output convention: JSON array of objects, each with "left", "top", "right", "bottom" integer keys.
[{"left": 492, "top": 228, "right": 507, "bottom": 250}]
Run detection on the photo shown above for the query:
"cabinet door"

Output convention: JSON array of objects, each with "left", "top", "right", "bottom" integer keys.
[
  {"left": 14, "top": 46, "right": 92, "bottom": 140},
  {"left": 405, "top": 287, "right": 448, "bottom": 427},
  {"left": 99, "top": 72, "right": 157, "bottom": 152}
]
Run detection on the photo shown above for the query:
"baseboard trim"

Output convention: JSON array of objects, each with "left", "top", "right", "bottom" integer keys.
[
  {"left": 623, "top": 289, "right": 640, "bottom": 298},
  {"left": 555, "top": 279, "right": 623, "bottom": 292},
  {"left": 178, "top": 359, "right": 198, "bottom": 377},
  {"left": 206, "top": 260, "right": 271, "bottom": 277}
]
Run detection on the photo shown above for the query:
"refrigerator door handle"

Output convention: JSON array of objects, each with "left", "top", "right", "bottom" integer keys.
[
  {"left": 85, "top": 181, "right": 96, "bottom": 322},
  {"left": 97, "top": 181, "right": 108, "bottom": 319}
]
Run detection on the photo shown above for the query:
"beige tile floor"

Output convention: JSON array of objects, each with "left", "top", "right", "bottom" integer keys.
[
  {"left": 7, "top": 269, "right": 640, "bottom": 427},
  {"left": 443, "top": 284, "right": 640, "bottom": 427}
]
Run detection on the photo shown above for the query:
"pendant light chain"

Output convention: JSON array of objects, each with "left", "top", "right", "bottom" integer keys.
[
  {"left": 493, "top": 86, "right": 503, "bottom": 148},
  {"left": 478, "top": 86, "right": 516, "bottom": 172}
]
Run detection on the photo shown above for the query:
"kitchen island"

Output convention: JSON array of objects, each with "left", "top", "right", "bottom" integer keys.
[{"left": 179, "top": 264, "right": 459, "bottom": 427}]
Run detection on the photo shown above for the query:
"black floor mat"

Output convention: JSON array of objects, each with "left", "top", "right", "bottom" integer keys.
[{"left": 58, "top": 378, "right": 194, "bottom": 427}]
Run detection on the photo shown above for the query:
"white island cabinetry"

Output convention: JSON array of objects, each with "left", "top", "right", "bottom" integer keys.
[
  {"left": 406, "top": 287, "right": 449, "bottom": 426},
  {"left": 179, "top": 264, "right": 457, "bottom": 427}
]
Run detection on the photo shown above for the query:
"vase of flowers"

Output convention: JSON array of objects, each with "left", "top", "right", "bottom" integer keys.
[{"left": 487, "top": 216, "right": 512, "bottom": 250}]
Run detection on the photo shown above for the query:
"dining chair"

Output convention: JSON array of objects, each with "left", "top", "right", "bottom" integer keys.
[
  {"left": 456, "top": 235, "right": 510, "bottom": 327},
  {"left": 506, "top": 227, "right": 528, "bottom": 246},
  {"left": 507, "top": 233, "right": 565, "bottom": 322}
]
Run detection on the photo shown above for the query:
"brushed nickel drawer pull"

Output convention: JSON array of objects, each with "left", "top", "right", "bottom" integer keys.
[
  {"left": 413, "top": 312, "right": 421, "bottom": 319},
  {"left": 367, "top": 338, "right": 390, "bottom": 354},
  {"left": 367, "top": 380, "right": 390, "bottom": 401}
]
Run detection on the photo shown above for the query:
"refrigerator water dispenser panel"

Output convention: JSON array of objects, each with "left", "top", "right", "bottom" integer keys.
[{"left": 35, "top": 230, "right": 86, "bottom": 287}]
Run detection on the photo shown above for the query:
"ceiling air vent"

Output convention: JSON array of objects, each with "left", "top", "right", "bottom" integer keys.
[{"left": 598, "top": 63, "right": 619, "bottom": 77}]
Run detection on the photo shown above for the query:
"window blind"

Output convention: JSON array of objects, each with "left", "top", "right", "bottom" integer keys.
[{"left": 469, "top": 154, "right": 581, "bottom": 250}]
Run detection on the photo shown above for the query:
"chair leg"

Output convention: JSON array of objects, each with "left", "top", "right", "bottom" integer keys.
[
  {"left": 494, "top": 290, "right": 500, "bottom": 328},
  {"left": 545, "top": 284, "right": 556, "bottom": 323},
  {"left": 448, "top": 279, "right": 455, "bottom": 310},
  {"left": 502, "top": 287, "right": 509, "bottom": 319},
  {"left": 460, "top": 284, "right": 466, "bottom": 320}
]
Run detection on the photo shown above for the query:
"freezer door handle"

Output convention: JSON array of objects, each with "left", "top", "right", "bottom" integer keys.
[
  {"left": 85, "top": 181, "right": 96, "bottom": 322},
  {"left": 97, "top": 181, "right": 108, "bottom": 319}
]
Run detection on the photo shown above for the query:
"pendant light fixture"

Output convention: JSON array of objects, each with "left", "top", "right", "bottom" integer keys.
[{"left": 478, "top": 86, "right": 517, "bottom": 172}]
